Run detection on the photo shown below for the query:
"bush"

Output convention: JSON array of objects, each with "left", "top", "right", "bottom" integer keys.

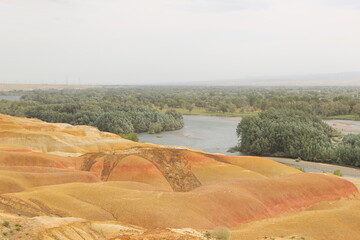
[
  {"left": 210, "top": 227, "right": 231, "bottom": 240},
  {"left": 120, "top": 133, "right": 139, "bottom": 142},
  {"left": 333, "top": 169, "right": 343, "bottom": 177},
  {"left": 296, "top": 167, "right": 306, "bottom": 172},
  {"left": 2, "top": 221, "right": 9, "bottom": 227},
  {"left": 203, "top": 231, "right": 211, "bottom": 239}
]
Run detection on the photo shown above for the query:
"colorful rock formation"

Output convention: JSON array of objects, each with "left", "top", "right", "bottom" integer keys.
[{"left": 0, "top": 113, "right": 358, "bottom": 239}]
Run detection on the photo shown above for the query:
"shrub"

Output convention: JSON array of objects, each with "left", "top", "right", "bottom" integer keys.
[
  {"left": 296, "top": 167, "right": 306, "bottom": 172},
  {"left": 210, "top": 227, "right": 231, "bottom": 240},
  {"left": 203, "top": 231, "right": 211, "bottom": 239},
  {"left": 120, "top": 133, "right": 139, "bottom": 142},
  {"left": 333, "top": 169, "right": 343, "bottom": 177},
  {"left": 2, "top": 221, "right": 9, "bottom": 227}
]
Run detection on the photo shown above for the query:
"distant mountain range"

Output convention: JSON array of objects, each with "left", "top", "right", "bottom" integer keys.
[{"left": 176, "top": 72, "right": 360, "bottom": 86}]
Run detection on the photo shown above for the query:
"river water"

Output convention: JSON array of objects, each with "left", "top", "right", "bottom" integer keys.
[
  {"left": 139, "top": 115, "right": 241, "bottom": 155},
  {"left": 139, "top": 115, "right": 360, "bottom": 177},
  {"left": 139, "top": 115, "right": 360, "bottom": 155}
]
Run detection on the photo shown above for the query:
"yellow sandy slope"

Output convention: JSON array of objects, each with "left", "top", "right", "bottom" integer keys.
[{"left": 0, "top": 113, "right": 359, "bottom": 240}]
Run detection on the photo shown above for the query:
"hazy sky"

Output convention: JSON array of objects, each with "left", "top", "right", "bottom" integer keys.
[{"left": 0, "top": 0, "right": 360, "bottom": 85}]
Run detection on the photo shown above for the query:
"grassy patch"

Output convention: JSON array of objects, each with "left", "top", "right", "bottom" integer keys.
[
  {"left": 296, "top": 167, "right": 306, "bottom": 172},
  {"left": 210, "top": 227, "right": 231, "bottom": 240},
  {"left": 324, "top": 115, "right": 359, "bottom": 120},
  {"left": 2, "top": 221, "right": 9, "bottom": 228}
]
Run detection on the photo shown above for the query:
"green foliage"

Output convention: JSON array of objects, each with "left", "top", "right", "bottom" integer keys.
[
  {"left": 352, "top": 103, "right": 360, "bottom": 117},
  {"left": 0, "top": 89, "right": 184, "bottom": 135},
  {"left": 237, "top": 109, "right": 337, "bottom": 161},
  {"left": 148, "top": 122, "right": 163, "bottom": 134},
  {"left": 333, "top": 169, "right": 343, "bottom": 177},
  {"left": 95, "top": 112, "right": 135, "bottom": 134},
  {"left": 2, "top": 221, "right": 9, "bottom": 228},
  {"left": 236, "top": 108, "right": 360, "bottom": 168},
  {"left": 210, "top": 227, "right": 231, "bottom": 240},
  {"left": 3, "top": 86, "right": 360, "bottom": 117},
  {"left": 203, "top": 231, "right": 211, "bottom": 239},
  {"left": 227, "top": 146, "right": 238, "bottom": 153},
  {"left": 296, "top": 167, "right": 306, "bottom": 172},
  {"left": 332, "top": 134, "right": 360, "bottom": 167},
  {"left": 120, "top": 133, "right": 139, "bottom": 142}
]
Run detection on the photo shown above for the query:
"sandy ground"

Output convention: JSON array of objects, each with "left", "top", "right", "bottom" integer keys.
[
  {"left": 268, "top": 157, "right": 360, "bottom": 177},
  {"left": 0, "top": 84, "right": 99, "bottom": 91},
  {"left": 324, "top": 120, "right": 360, "bottom": 133}
]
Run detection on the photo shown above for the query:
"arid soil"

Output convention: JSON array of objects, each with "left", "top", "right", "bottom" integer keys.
[{"left": 0, "top": 113, "right": 359, "bottom": 240}]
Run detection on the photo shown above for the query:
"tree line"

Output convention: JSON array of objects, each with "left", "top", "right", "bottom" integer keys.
[
  {"left": 236, "top": 109, "right": 360, "bottom": 167},
  {"left": 0, "top": 93, "right": 184, "bottom": 139},
  {"left": 16, "top": 86, "right": 360, "bottom": 117}
]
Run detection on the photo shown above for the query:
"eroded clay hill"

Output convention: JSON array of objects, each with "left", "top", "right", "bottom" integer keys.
[{"left": 0, "top": 113, "right": 359, "bottom": 240}]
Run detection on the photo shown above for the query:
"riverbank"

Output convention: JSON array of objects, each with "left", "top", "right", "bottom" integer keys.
[
  {"left": 324, "top": 120, "right": 360, "bottom": 134},
  {"left": 322, "top": 115, "right": 359, "bottom": 121},
  {"left": 158, "top": 107, "right": 258, "bottom": 117},
  {"left": 268, "top": 157, "right": 360, "bottom": 178},
  {"left": 172, "top": 111, "right": 360, "bottom": 134}
]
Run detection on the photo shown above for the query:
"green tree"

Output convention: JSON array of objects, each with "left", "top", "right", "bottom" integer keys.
[
  {"left": 95, "top": 112, "right": 134, "bottom": 134},
  {"left": 236, "top": 109, "right": 337, "bottom": 161}
]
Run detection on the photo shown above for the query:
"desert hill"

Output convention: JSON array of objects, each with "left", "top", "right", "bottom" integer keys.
[{"left": 0, "top": 113, "right": 359, "bottom": 239}]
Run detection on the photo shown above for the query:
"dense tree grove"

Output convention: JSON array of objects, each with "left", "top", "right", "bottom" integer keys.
[
  {"left": 0, "top": 90, "right": 184, "bottom": 136},
  {"left": 236, "top": 110, "right": 338, "bottom": 161},
  {"left": 236, "top": 109, "right": 360, "bottom": 167}
]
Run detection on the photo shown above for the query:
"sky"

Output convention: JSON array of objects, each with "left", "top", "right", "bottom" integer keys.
[{"left": 0, "top": 0, "right": 359, "bottom": 85}]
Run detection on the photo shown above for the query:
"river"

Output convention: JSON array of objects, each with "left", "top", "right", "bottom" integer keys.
[
  {"left": 139, "top": 115, "right": 360, "bottom": 154},
  {"left": 139, "top": 115, "right": 360, "bottom": 177},
  {"left": 139, "top": 115, "right": 241, "bottom": 155}
]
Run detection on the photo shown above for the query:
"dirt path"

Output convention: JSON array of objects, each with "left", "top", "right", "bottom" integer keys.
[{"left": 268, "top": 157, "right": 360, "bottom": 178}]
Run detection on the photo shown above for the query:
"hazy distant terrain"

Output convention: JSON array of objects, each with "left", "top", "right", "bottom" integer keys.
[
  {"left": 178, "top": 72, "right": 360, "bottom": 86},
  {"left": 0, "top": 84, "right": 99, "bottom": 91}
]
